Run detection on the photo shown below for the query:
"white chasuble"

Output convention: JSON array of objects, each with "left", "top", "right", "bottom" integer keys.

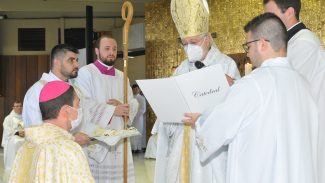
[
  {"left": 75, "top": 63, "right": 138, "bottom": 183},
  {"left": 23, "top": 71, "right": 114, "bottom": 129},
  {"left": 145, "top": 120, "right": 160, "bottom": 159},
  {"left": 2, "top": 111, "right": 24, "bottom": 170},
  {"left": 196, "top": 58, "right": 317, "bottom": 183},
  {"left": 287, "top": 29, "right": 325, "bottom": 183},
  {"left": 131, "top": 93, "right": 146, "bottom": 151},
  {"left": 155, "top": 45, "right": 241, "bottom": 183}
]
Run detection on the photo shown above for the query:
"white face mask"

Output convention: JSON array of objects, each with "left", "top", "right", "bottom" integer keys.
[
  {"left": 69, "top": 107, "right": 83, "bottom": 131},
  {"left": 184, "top": 36, "right": 206, "bottom": 63}
]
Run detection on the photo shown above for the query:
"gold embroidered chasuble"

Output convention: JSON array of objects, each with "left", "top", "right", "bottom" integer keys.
[{"left": 9, "top": 123, "right": 95, "bottom": 183}]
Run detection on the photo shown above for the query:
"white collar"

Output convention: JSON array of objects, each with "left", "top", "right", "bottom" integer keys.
[
  {"left": 260, "top": 57, "right": 291, "bottom": 68},
  {"left": 48, "top": 71, "right": 64, "bottom": 81},
  {"left": 40, "top": 71, "right": 72, "bottom": 84},
  {"left": 287, "top": 22, "right": 302, "bottom": 31},
  {"left": 97, "top": 59, "right": 113, "bottom": 70}
]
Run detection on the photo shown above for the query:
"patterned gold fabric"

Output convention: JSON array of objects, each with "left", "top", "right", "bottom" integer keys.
[
  {"left": 9, "top": 123, "right": 95, "bottom": 183},
  {"left": 171, "top": 0, "right": 209, "bottom": 38},
  {"left": 180, "top": 125, "right": 191, "bottom": 183}
]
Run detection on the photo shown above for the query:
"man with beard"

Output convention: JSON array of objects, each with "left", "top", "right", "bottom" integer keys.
[
  {"left": 75, "top": 36, "right": 138, "bottom": 183},
  {"left": 23, "top": 44, "right": 80, "bottom": 126},
  {"left": 23, "top": 44, "right": 115, "bottom": 146}
]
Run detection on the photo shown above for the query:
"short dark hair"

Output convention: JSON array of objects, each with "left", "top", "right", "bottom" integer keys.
[
  {"left": 50, "top": 44, "right": 79, "bottom": 68},
  {"left": 95, "top": 35, "right": 114, "bottom": 49},
  {"left": 39, "top": 86, "right": 74, "bottom": 120},
  {"left": 13, "top": 101, "right": 22, "bottom": 108},
  {"left": 132, "top": 84, "right": 139, "bottom": 89},
  {"left": 263, "top": 0, "right": 301, "bottom": 20},
  {"left": 244, "top": 13, "right": 287, "bottom": 51}
]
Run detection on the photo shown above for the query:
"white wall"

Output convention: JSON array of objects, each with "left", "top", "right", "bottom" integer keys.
[
  {"left": 112, "top": 23, "right": 145, "bottom": 51},
  {"left": 114, "top": 55, "right": 146, "bottom": 85}
]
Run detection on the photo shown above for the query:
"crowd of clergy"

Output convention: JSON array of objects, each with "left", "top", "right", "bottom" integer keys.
[{"left": 1, "top": 0, "right": 325, "bottom": 183}]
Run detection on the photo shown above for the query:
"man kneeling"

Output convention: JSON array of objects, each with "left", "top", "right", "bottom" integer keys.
[{"left": 9, "top": 81, "right": 95, "bottom": 183}]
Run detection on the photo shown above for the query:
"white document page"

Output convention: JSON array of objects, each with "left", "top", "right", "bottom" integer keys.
[
  {"left": 175, "top": 64, "right": 229, "bottom": 112},
  {"left": 137, "top": 64, "right": 229, "bottom": 122},
  {"left": 136, "top": 78, "right": 189, "bottom": 122}
]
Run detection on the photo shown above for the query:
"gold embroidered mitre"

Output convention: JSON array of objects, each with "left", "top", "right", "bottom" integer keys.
[{"left": 171, "top": 0, "right": 209, "bottom": 38}]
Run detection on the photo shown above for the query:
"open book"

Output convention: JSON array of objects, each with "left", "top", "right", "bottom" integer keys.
[{"left": 136, "top": 64, "right": 229, "bottom": 122}]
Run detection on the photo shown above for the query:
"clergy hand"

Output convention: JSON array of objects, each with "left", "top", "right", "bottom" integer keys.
[
  {"left": 114, "top": 104, "right": 130, "bottom": 117},
  {"left": 182, "top": 113, "right": 201, "bottom": 128},
  {"left": 18, "top": 130, "right": 25, "bottom": 137},
  {"left": 74, "top": 132, "right": 90, "bottom": 146},
  {"left": 107, "top": 99, "right": 122, "bottom": 106},
  {"left": 225, "top": 74, "right": 234, "bottom": 86}
]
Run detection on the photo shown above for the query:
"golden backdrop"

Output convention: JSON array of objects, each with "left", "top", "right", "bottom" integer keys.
[{"left": 144, "top": 0, "right": 325, "bottom": 130}]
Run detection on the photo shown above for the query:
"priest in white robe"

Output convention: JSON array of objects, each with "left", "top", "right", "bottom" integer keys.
[
  {"left": 75, "top": 36, "right": 138, "bottom": 183},
  {"left": 9, "top": 81, "right": 94, "bottom": 183},
  {"left": 22, "top": 44, "right": 114, "bottom": 146},
  {"left": 264, "top": 1, "right": 325, "bottom": 181},
  {"left": 145, "top": 119, "right": 159, "bottom": 159},
  {"left": 184, "top": 13, "right": 318, "bottom": 183},
  {"left": 155, "top": 1, "right": 241, "bottom": 183},
  {"left": 1, "top": 101, "right": 24, "bottom": 171},
  {"left": 131, "top": 84, "right": 146, "bottom": 152}
]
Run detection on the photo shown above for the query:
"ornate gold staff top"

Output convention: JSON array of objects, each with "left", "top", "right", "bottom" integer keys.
[{"left": 122, "top": 1, "right": 133, "bottom": 183}]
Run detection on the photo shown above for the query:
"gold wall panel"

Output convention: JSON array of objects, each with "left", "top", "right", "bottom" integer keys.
[
  {"left": 145, "top": 0, "right": 325, "bottom": 75},
  {"left": 209, "top": 0, "right": 263, "bottom": 54},
  {"left": 144, "top": 0, "right": 325, "bottom": 129},
  {"left": 145, "top": 0, "right": 183, "bottom": 79}
]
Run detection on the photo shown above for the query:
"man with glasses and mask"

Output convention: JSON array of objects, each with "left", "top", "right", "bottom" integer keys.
[
  {"left": 9, "top": 81, "right": 95, "bottom": 183},
  {"left": 75, "top": 36, "right": 138, "bottom": 183},
  {"left": 263, "top": 1, "right": 325, "bottom": 181},
  {"left": 154, "top": 1, "right": 240, "bottom": 183},
  {"left": 183, "top": 13, "right": 318, "bottom": 183}
]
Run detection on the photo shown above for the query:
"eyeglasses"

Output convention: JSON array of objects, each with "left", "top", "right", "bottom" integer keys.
[{"left": 242, "top": 39, "right": 270, "bottom": 53}]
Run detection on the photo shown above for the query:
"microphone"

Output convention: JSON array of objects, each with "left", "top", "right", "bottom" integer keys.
[{"left": 194, "top": 61, "right": 205, "bottom": 69}]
